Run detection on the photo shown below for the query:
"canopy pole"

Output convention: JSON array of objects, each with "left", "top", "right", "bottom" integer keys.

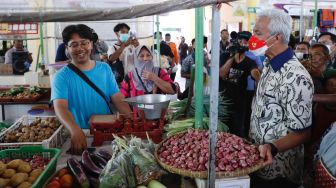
[
  {"left": 207, "top": 4, "right": 220, "bottom": 188},
  {"left": 35, "top": 22, "right": 45, "bottom": 71},
  {"left": 155, "top": 15, "right": 161, "bottom": 67},
  {"left": 299, "top": 0, "right": 304, "bottom": 41},
  {"left": 194, "top": 7, "right": 204, "bottom": 128},
  {"left": 312, "top": 0, "right": 318, "bottom": 30}
]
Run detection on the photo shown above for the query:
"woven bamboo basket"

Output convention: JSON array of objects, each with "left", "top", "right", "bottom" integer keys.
[{"left": 155, "top": 131, "right": 264, "bottom": 179}]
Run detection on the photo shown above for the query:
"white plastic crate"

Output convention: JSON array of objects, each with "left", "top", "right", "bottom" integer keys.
[
  {"left": 0, "top": 115, "right": 69, "bottom": 150},
  {"left": 195, "top": 176, "right": 250, "bottom": 188}
]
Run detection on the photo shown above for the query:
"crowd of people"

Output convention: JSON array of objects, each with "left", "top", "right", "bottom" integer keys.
[{"left": 46, "top": 7, "right": 336, "bottom": 188}]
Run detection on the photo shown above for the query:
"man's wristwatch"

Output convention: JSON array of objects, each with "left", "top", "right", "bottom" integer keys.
[{"left": 267, "top": 143, "right": 278, "bottom": 157}]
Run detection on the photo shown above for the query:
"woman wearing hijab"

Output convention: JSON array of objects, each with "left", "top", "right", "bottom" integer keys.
[{"left": 120, "top": 45, "right": 176, "bottom": 97}]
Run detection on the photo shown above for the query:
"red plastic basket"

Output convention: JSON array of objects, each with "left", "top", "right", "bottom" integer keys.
[{"left": 90, "top": 113, "right": 164, "bottom": 146}]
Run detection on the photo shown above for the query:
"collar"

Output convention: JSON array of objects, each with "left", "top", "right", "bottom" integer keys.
[{"left": 269, "top": 47, "right": 293, "bottom": 72}]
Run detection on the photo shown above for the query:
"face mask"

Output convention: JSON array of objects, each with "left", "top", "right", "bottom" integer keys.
[
  {"left": 248, "top": 35, "right": 274, "bottom": 56},
  {"left": 295, "top": 52, "right": 304, "bottom": 60},
  {"left": 119, "top": 33, "right": 129, "bottom": 43}
]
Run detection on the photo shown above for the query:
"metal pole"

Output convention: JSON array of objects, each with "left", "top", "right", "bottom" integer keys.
[
  {"left": 312, "top": 0, "right": 318, "bottom": 29},
  {"left": 194, "top": 7, "right": 204, "bottom": 128},
  {"left": 299, "top": 0, "right": 304, "bottom": 41},
  {"left": 155, "top": 15, "right": 161, "bottom": 67},
  {"left": 35, "top": 22, "right": 45, "bottom": 72},
  {"left": 207, "top": 4, "right": 220, "bottom": 188}
]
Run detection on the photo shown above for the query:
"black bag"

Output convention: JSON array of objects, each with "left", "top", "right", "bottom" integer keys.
[{"left": 108, "top": 45, "right": 125, "bottom": 83}]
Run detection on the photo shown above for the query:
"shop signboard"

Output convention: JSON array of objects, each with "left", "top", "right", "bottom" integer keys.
[{"left": 0, "top": 23, "right": 38, "bottom": 35}]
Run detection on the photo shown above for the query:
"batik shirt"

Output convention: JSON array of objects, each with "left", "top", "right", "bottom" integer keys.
[{"left": 249, "top": 48, "right": 314, "bottom": 184}]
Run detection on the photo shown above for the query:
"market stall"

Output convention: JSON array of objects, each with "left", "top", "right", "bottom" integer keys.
[{"left": 0, "top": 0, "right": 276, "bottom": 188}]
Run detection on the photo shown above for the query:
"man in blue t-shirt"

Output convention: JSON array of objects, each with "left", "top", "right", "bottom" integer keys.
[{"left": 51, "top": 24, "right": 131, "bottom": 154}]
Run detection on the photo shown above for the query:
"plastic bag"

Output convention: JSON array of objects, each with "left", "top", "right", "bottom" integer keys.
[
  {"left": 99, "top": 152, "right": 136, "bottom": 188},
  {"left": 129, "top": 147, "right": 164, "bottom": 185}
]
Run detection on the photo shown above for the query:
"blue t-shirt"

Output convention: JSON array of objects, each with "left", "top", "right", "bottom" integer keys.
[
  {"left": 245, "top": 51, "right": 262, "bottom": 91},
  {"left": 51, "top": 61, "right": 119, "bottom": 129}
]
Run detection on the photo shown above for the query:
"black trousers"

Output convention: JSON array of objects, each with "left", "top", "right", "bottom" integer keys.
[
  {"left": 170, "top": 72, "right": 176, "bottom": 81},
  {"left": 250, "top": 174, "right": 300, "bottom": 188}
]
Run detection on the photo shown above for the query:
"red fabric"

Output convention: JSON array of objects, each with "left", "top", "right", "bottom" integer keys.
[
  {"left": 248, "top": 35, "right": 266, "bottom": 51},
  {"left": 314, "top": 159, "right": 336, "bottom": 188},
  {"left": 319, "top": 9, "right": 334, "bottom": 28},
  {"left": 168, "top": 42, "right": 179, "bottom": 65}
]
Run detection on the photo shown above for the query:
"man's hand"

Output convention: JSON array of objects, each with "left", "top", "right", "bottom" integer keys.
[
  {"left": 123, "top": 37, "right": 132, "bottom": 47},
  {"left": 131, "top": 39, "right": 139, "bottom": 47},
  {"left": 28, "top": 53, "right": 33, "bottom": 63},
  {"left": 258, "top": 144, "right": 273, "bottom": 166},
  {"left": 70, "top": 127, "right": 87, "bottom": 155}
]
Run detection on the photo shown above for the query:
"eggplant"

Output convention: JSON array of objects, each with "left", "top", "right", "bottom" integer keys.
[
  {"left": 88, "top": 176, "right": 100, "bottom": 188},
  {"left": 81, "top": 150, "right": 103, "bottom": 177},
  {"left": 67, "top": 158, "right": 90, "bottom": 188},
  {"left": 96, "top": 149, "right": 112, "bottom": 161},
  {"left": 90, "top": 153, "right": 108, "bottom": 169}
]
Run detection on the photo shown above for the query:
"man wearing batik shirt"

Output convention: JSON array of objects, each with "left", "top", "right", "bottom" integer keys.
[{"left": 248, "top": 9, "right": 313, "bottom": 188}]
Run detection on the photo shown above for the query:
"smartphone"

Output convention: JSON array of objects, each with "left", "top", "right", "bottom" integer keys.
[{"left": 130, "top": 31, "right": 137, "bottom": 40}]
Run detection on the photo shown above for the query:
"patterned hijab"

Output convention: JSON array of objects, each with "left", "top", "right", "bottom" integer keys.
[{"left": 132, "top": 45, "right": 160, "bottom": 92}]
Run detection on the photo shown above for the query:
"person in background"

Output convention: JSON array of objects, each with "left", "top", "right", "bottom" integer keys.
[
  {"left": 0, "top": 41, "right": 9, "bottom": 57},
  {"left": 108, "top": 23, "right": 139, "bottom": 84},
  {"left": 294, "top": 41, "right": 310, "bottom": 62},
  {"left": 52, "top": 24, "right": 131, "bottom": 154},
  {"left": 120, "top": 45, "right": 176, "bottom": 98},
  {"left": 219, "top": 31, "right": 260, "bottom": 138},
  {"left": 178, "top": 36, "right": 189, "bottom": 64},
  {"left": 220, "top": 29, "right": 230, "bottom": 54},
  {"left": 5, "top": 38, "right": 33, "bottom": 65},
  {"left": 318, "top": 32, "right": 336, "bottom": 69},
  {"left": 181, "top": 37, "right": 210, "bottom": 90},
  {"left": 91, "top": 30, "right": 109, "bottom": 62},
  {"left": 55, "top": 43, "right": 69, "bottom": 63},
  {"left": 303, "top": 43, "right": 330, "bottom": 93},
  {"left": 187, "top": 38, "right": 195, "bottom": 55},
  {"left": 165, "top": 33, "right": 178, "bottom": 81},
  {"left": 153, "top": 32, "right": 175, "bottom": 79},
  {"left": 248, "top": 9, "right": 313, "bottom": 188},
  {"left": 237, "top": 31, "right": 263, "bottom": 138}
]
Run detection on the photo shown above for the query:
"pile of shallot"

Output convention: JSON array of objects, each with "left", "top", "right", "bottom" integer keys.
[{"left": 157, "top": 129, "right": 260, "bottom": 172}]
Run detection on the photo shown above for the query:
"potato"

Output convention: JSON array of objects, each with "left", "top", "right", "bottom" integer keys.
[
  {"left": 10, "top": 173, "right": 28, "bottom": 186},
  {"left": 29, "top": 169, "right": 42, "bottom": 178},
  {"left": 6, "top": 159, "right": 23, "bottom": 169},
  {"left": 2, "top": 169, "right": 16, "bottom": 178},
  {"left": 0, "top": 162, "right": 6, "bottom": 175},
  {"left": 17, "top": 181, "right": 32, "bottom": 188},
  {"left": 0, "top": 178, "right": 10, "bottom": 187},
  {"left": 17, "top": 163, "right": 32, "bottom": 173},
  {"left": 27, "top": 176, "right": 36, "bottom": 183}
]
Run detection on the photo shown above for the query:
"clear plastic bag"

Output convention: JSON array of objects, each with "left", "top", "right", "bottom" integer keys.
[{"left": 99, "top": 152, "right": 136, "bottom": 188}]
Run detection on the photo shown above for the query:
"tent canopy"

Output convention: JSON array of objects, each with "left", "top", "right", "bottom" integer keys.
[{"left": 0, "top": 0, "right": 235, "bottom": 22}]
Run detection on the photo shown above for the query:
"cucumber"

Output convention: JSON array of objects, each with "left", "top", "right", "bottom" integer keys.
[{"left": 147, "top": 180, "right": 166, "bottom": 188}]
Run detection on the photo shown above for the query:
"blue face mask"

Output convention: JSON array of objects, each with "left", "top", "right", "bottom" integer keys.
[{"left": 119, "top": 33, "right": 129, "bottom": 43}]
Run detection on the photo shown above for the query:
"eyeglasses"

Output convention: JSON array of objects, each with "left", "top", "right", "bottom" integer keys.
[{"left": 67, "top": 40, "right": 90, "bottom": 49}]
